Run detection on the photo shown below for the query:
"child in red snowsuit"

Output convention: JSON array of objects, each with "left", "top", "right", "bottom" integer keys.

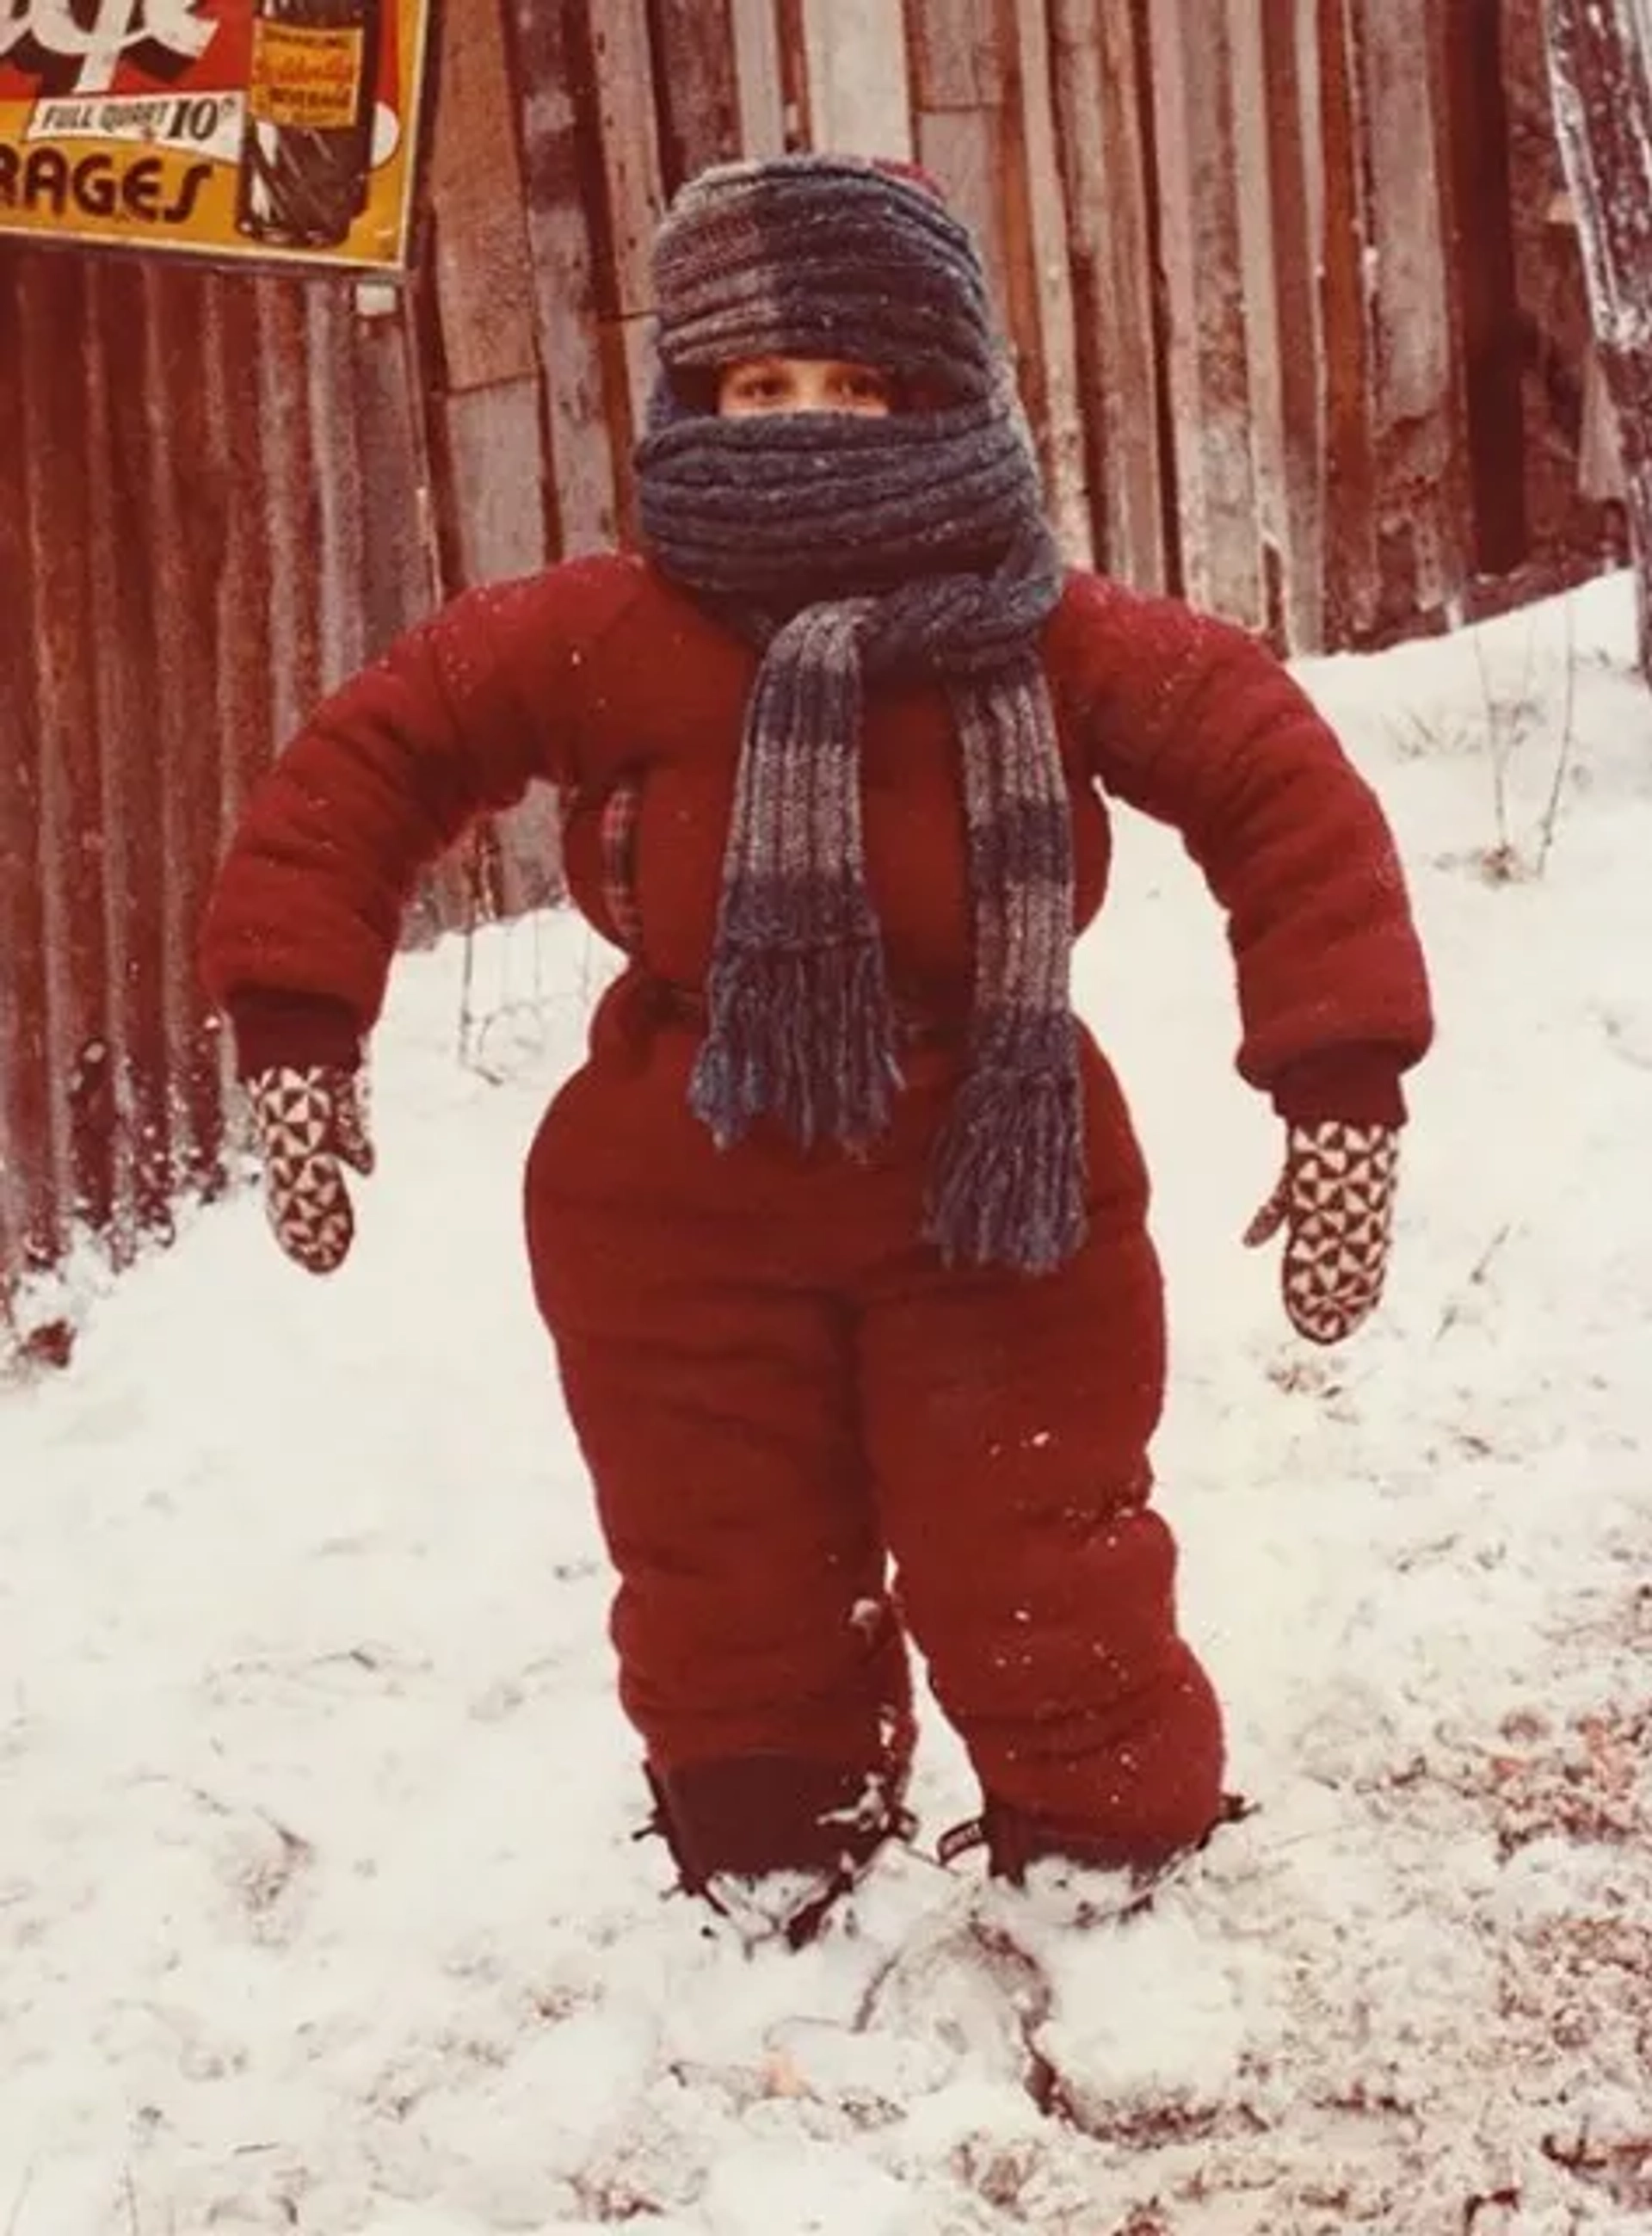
[{"left": 200, "top": 155, "right": 1432, "bottom": 1943}]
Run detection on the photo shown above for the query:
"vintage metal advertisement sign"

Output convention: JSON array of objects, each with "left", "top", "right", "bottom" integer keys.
[{"left": 0, "top": 2, "right": 435, "bottom": 272}]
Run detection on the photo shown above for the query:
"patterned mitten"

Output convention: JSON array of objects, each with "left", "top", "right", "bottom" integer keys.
[
  {"left": 1243, "top": 1121, "right": 1399, "bottom": 1344},
  {"left": 245, "top": 1065, "right": 374, "bottom": 1276}
]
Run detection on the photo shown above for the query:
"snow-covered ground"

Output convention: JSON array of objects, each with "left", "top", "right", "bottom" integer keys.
[{"left": 3, "top": 575, "right": 1650, "bottom": 2235}]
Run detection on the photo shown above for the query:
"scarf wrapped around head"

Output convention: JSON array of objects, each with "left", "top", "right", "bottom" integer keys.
[{"left": 634, "top": 153, "right": 1085, "bottom": 1276}]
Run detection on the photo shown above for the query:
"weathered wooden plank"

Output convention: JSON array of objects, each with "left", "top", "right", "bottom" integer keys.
[
  {"left": 442, "top": 378, "right": 564, "bottom": 921},
  {"left": 597, "top": 309, "right": 662, "bottom": 545},
  {"left": 1545, "top": 0, "right": 1652, "bottom": 670},
  {"left": 913, "top": 108, "right": 1010, "bottom": 330},
  {"left": 988, "top": 55, "right": 1051, "bottom": 523},
  {"left": 730, "top": 0, "right": 788, "bottom": 155},
  {"left": 902, "top": 0, "right": 1003, "bottom": 109},
  {"left": 428, "top": 0, "right": 539, "bottom": 392},
  {"left": 776, "top": 0, "right": 813, "bottom": 149},
  {"left": 436, "top": 277, "right": 551, "bottom": 592},
  {"left": 508, "top": 0, "right": 621, "bottom": 555},
  {"left": 1356, "top": 0, "right": 1462, "bottom": 616},
  {"left": 905, "top": 0, "right": 1007, "bottom": 310},
  {"left": 1254, "top": 0, "right": 1325, "bottom": 651},
  {"left": 305, "top": 286, "right": 373, "bottom": 691},
  {"left": 1501, "top": 0, "right": 1597, "bottom": 563},
  {"left": 1434, "top": 0, "right": 1522, "bottom": 577},
  {"left": 916, "top": 91, "right": 1069, "bottom": 563},
  {"left": 443, "top": 380, "right": 552, "bottom": 585},
  {"left": 1358, "top": 0, "right": 1454, "bottom": 430},
  {"left": 1316, "top": 0, "right": 1379, "bottom": 639},
  {"left": 369, "top": 274, "right": 488, "bottom": 945},
  {"left": 799, "top": 0, "right": 914, "bottom": 158},
  {"left": 354, "top": 286, "right": 443, "bottom": 658},
  {"left": 1225, "top": 0, "right": 1324, "bottom": 648},
  {"left": 1295, "top": 0, "right": 1323, "bottom": 255},
  {"left": 651, "top": 0, "right": 744, "bottom": 186},
  {"left": 1146, "top": 0, "right": 1262, "bottom": 624},
  {"left": 576, "top": 0, "right": 665, "bottom": 539},
  {"left": 1050, "top": 0, "right": 1168, "bottom": 589},
  {"left": 1005, "top": 0, "right": 1091, "bottom": 565},
  {"left": 254, "top": 281, "right": 324, "bottom": 748},
  {"left": 1436, "top": 0, "right": 1525, "bottom": 578},
  {"left": 589, "top": 0, "right": 667, "bottom": 318},
  {"left": 1225, "top": 0, "right": 1285, "bottom": 637},
  {"left": 613, "top": 312, "right": 661, "bottom": 461}
]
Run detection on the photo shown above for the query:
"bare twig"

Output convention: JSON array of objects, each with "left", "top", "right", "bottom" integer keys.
[
  {"left": 458, "top": 911, "right": 574, "bottom": 1084},
  {"left": 457, "top": 915, "right": 480, "bottom": 1069},
  {"left": 1471, "top": 626, "right": 1516, "bottom": 865},
  {"left": 1473, "top": 615, "right": 1552, "bottom": 878},
  {"left": 5, "top": 2165, "right": 34, "bottom": 2236},
  {"left": 1433, "top": 1223, "right": 1515, "bottom": 1343},
  {"left": 1535, "top": 593, "right": 1581, "bottom": 877}
]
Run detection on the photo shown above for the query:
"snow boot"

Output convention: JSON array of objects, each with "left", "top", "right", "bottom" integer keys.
[
  {"left": 638, "top": 1752, "right": 916, "bottom": 1947},
  {"left": 938, "top": 1790, "right": 1253, "bottom": 1925}
]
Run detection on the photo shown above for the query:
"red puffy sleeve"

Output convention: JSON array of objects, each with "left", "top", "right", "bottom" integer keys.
[
  {"left": 199, "top": 554, "right": 644, "bottom": 1076},
  {"left": 1047, "top": 571, "right": 1434, "bottom": 1124}
]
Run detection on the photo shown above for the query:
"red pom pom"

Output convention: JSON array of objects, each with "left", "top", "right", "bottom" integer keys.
[{"left": 868, "top": 156, "right": 948, "bottom": 205}]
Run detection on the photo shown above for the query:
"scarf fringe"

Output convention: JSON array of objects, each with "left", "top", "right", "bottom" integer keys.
[
  {"left": 639, "top": 394, "right": 1084, "bottom": 1271},
  {"left": 923, "top": 1047, "right": 1088, "bottom": 1275},
  {"left": 689, "top": 938, "right": 903, "bottom": 1152}
]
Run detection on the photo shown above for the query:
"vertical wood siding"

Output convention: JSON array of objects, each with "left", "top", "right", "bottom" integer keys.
[{"left": 0, "top": 0, "right": 1610, "bottom": 1345}]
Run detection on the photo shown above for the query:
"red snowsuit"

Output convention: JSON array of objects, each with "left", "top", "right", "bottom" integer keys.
[{"left": 200, "top": 553, "right": 1432, "bottom": 1875}]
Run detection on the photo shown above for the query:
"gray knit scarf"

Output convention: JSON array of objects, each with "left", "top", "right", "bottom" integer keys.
[{"left": 634, "top": 158, "right": 1086, "bottom": 1276}]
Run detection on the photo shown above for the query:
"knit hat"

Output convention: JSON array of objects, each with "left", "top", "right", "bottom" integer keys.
[
  {"left": 649, "top": 153, "right": 999, "bottom": 416},
  {"left": 634, "top": 155, "right": 1085, "bottom": 1277}
]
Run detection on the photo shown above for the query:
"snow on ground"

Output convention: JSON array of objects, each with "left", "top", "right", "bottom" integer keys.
[{"left": 3, "top": 574, "right": 1651, "bottom": 2235}]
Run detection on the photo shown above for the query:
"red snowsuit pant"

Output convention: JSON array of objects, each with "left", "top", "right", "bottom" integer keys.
[{"left": 525, "top": 980, "right": 1224, "bottom": 1874}]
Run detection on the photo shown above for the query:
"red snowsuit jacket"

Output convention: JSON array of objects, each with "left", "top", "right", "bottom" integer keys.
[{"left": 199, "top": 553, "right": 1433, "bottom": 1127}]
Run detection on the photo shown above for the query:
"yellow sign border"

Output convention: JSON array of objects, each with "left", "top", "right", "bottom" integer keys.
[{"left": 0, "top": 1, "right": 437, "bottom": 276}]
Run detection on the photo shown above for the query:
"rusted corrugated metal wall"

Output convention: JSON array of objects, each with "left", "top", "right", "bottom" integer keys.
[
  {"left": 0, "top": 256, "right": 440, "bottom": 1341},
  {"left": 0, "top": 0, "right": 1604, "bottom": 1350}
]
